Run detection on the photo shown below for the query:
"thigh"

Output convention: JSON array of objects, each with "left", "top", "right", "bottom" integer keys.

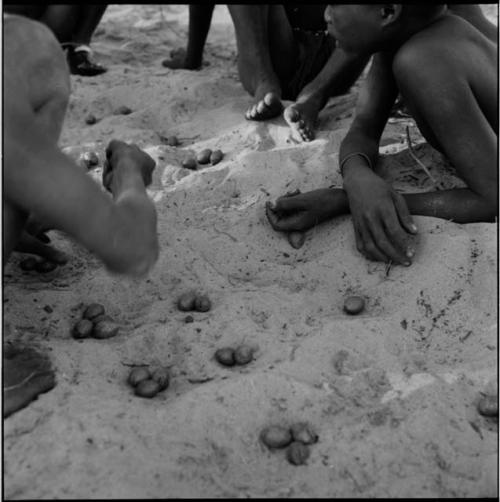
[{"left": 267, "top": 5, "right": 297, "bottom": 81}]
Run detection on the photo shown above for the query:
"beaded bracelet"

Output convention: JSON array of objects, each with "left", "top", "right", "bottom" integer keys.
[{"left": 339, "top": 152, "right": 373, "bottom": 177}]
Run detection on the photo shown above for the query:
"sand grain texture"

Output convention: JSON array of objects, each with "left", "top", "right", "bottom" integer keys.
[{"left": 3, "top": 5, "right": 498, "bottom": 499}]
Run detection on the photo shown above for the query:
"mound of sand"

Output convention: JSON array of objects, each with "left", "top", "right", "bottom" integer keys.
[{"left": 3, "top": 5, "right": 497, "bottom": 498}]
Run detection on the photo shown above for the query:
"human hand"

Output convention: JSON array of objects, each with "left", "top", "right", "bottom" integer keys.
[
  {"left": 344, "top": 168, "right": 417, "bottom": 265},
  {"left": 103, "top": 140, "right": 155, "bottom": 192},
  {"left": 266, "top": 188, "right": 348, "bottom": 232}
]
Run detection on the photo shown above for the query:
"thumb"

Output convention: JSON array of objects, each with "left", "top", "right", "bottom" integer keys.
[{"left": 393, "top": 193, "right": 417, "bottom": 234}]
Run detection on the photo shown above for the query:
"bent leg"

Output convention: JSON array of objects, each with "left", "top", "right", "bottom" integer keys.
[
  {"left": 228, "top": 4, "right": 294, "bottom": 121},
  {"left": 163, "top": 4, "right": 215, "bottom": 70},
  {"left": 285, "top": 48, "right": 369, "bottom": 141}
]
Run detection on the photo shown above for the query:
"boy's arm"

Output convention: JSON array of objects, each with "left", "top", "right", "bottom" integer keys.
[
  {"left": 393, "top": 47, "right": 497, "bottom": 223},
  {"left": 341, "top": 53, "right": 418, "bottom": 265},
  {"left": 4, "top": 94, "right": 159, "bottom": 277}
]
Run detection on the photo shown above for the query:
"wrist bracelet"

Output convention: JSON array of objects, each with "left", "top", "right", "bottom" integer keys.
[{"left": 339, "top": 152, "right": 373, "bottom": 177}]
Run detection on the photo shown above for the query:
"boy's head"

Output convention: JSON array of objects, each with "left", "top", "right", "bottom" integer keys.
[{"left": 324, "top": 4, "right": 446, "bottom": 54}]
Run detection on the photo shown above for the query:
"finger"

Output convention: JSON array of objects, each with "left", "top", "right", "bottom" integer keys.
[
  {"left": 273, "top": 195, "right": 305, "bottom": 213},
  {"left": 393, "top": 193, "right": 417, "bottom": 234},
  {"left": 265, "top": 202, "right": 307, "bottom": 231},
  {"left": 384, "top": 215, "right": 414, "bottom": 263},
  {"left": 359, "top": 221, "right": 389, "bottom": 262},
  {"left": 368, "top": 208, "right": 410, "bottom": 265}
]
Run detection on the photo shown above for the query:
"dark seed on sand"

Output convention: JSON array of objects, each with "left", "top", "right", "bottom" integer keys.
[
  {"left": 92, "top": 320, "right": 120, "bottom": 339},
  {"left": 184, "top": 315, "right": 194, "bottom": 323},
  {"left": 182, "top": 157, "right": 197, "bottom": 170},
  {"left": 286, "top": 441, "right": 310, "bottom": 465},
  {"left": 177, "top": 292, "right": 197, "bottom": 312},
  {"left": 83, "top": 303, "right": 105, "bottom": 321},
  {"left": 82, "top": 151, "right": 99, "bottom": 168},
  {"left": 116, "top": 105, "right": 132, "bottom": 115},
  {"left": 197, "top": 149, "right": 212, "bottom": 164},
  {"left": 128, "top": 367, "right": 151, "bottom": 387},
  {"left": 194, "top": 295, "right": 211, "bottom": 312},
  {"left": 19, "top": 257, "right": 38, "bottom": 271},
  {"left": 73, "top": 319, "right": 94, "bottom": 339},
  {"left": 35, "top": 260, "right": 57, "bottom": 273},
  {"left": 167, "top": 136, "right": 179, "bottom": 147},
  {"left": 343, "top": 295, "right": 365, "bottom": 315},
  {"left": 234, "top": 345, "right": 254, "bottom": 365},
  {"left": 91, "top": 314, "right": 113, "bottom": 324},
  {"left": 288, "top": 231, "right": 306, "bottom": 249},
  {"left": 135, "top": 379, "right": 160, "bottom": 398},
  {"left": 151, "top": 367, "right": 170, "bottom": 391},
  {"left": 260, "top": 425, "right": 293, "bottom": 449},
  {"left": 478, "top": 395, "right": 498, "bottom": 417},
  {"left": 210, "top": 149, "right": 223, "bottom": 165},
  {"left": 85, "top": 113, "right": 97, "bottom": 125},
  {"left": 215, "top": 347, "right": 236, "bottom": 367},
  {"left": 290, "top": 423, "right": 318, "bottom": 445}
]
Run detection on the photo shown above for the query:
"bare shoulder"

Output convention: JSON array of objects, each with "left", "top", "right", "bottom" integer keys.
[{"left": 393, "top": 14, "right": 488, "bottom": 74}]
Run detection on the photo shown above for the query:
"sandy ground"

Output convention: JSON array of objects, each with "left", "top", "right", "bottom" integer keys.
[{"left": 3, "top": 5, "right": 498, "bottom": 499}]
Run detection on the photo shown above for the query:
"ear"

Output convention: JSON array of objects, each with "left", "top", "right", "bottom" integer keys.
[{"left": 379, "top": 4, "right": 402, "bottom": 25}]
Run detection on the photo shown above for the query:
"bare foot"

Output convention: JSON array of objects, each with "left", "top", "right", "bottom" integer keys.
[
  {"left": 162, "top": 48, "right": 202, "bottom": 71},
  {"left": 3, "top": 344, "right": 56, "bottom": 418},
  {"left": 284, "top": 97, "right": 323, "bottom": 142},
  {"left": 245, "top": 89, "right": 283, "bottom": 121}
]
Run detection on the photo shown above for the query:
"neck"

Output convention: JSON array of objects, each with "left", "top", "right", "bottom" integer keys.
[{"left": 381, "top": 5, "right": 448, "bottom": 51}]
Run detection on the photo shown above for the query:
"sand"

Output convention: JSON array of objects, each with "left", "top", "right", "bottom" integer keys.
[{"left": 3, "top": 5, "right": 498, "bottom": 499}]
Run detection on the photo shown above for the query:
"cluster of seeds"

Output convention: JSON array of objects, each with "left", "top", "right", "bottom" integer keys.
[
  {"left": 72, "top": 303, "right": 120, "bottom": 340},
  {"left": 177, "top": 291, "right": 212, "bottom": 313},
  {"left": 182, "top": 148, "right": 223, "bottom": 170},
  {"left": 127, "top": 366, "right": 170, "bottom": 398},
  {"left": 260, "top": 422, "right": 318, "bottom": 465},
  {"left": 214, "top": 344, "right": 255, "bottom": 367},
  {"left": 19, "top": 256, "right": 60, "bottom": 274}
]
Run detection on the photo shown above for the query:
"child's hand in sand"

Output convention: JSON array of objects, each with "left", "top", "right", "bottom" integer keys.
[
  {"left": 344, "top": 166, "right": 417, "bottom": 265},
  {"left": 103, "top": 140, "right": 155, "bottom": 193},
  {"left": 266, "top": 188, "right": 348, "bottom": 232}
]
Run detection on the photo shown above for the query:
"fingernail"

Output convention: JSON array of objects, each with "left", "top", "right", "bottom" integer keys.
[
  {"left": 411, "top": 224, "right": 418, "bottom": 233},
  {"left": 407, "top": 248, "right": 414, "bottom": 258},
  {"left": 404, "top": 261, "right": 411, "bottom": 267}
]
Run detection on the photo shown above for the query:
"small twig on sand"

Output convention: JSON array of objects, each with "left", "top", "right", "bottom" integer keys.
[
  {"left": 405, "top": 126, "right": 444, "bottom": 190},
  {"left": 385, "top": 260, "right": 393, "bottom": 277}
]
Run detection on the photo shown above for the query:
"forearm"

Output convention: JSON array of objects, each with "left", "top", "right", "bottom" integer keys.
[
  {"left": 343, "top": 164, "right": 496, "bottom": 223},
  {"left": 403, "top": 189, "right": 496, "bottom": 223},
  {"left": 339, "top": 130, "right": 380, "bottom": 175}
]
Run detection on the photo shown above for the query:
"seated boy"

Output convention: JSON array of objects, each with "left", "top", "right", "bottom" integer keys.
[
  {"left": 3, "top": 15, "right": 159, "bottom": 417},
  {"left": 163, "top": 4, "right": 369, "bottom": 142},
  {"left": 266, "top": 4, "right": 497, "bottom": 266}
]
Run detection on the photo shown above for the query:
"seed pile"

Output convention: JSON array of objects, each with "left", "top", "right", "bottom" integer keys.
[
  {"left": 127, "top": 366, "right": 170, "bottom": 398},
  {"left": 182, "top": 148, "right": 223, "bottom": 170},
  {"left": 260, "top": 422, "right": 318, "bottom": 465},
  {"left": 215, "top": 344, "right": 255, "bottom": 367},
  {"left": 177, "top": 292, "right": 212, "bottom": 313},
  {"left": 19, "top": 257, "right": 60, "bottom": 274},
  {"left": 72, "top": 303, "right": 121, "bottom": 339}
]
